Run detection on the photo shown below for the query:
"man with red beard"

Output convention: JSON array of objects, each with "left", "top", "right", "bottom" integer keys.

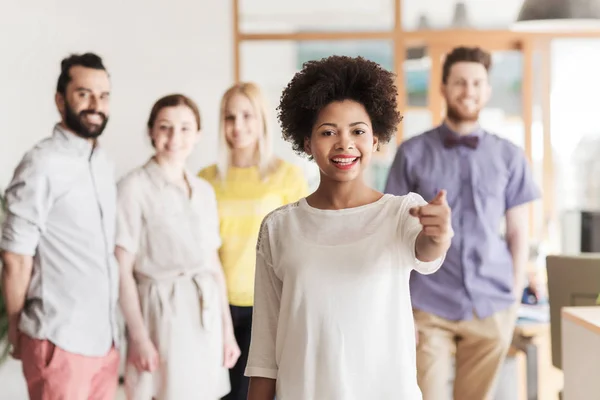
[
  {"left": 1, "top": 53, "right": 120, "bottom": 399},
  {"left": 385, "top": 46, "right": 540, "bottom": 400}
]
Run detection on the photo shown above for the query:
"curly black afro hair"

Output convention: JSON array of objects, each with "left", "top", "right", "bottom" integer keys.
[{"left": 277, "top": 55, "right": 402, "bottom": 157}]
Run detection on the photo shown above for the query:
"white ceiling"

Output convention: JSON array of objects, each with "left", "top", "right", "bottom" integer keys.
[{"left": 239, "top": 0, "right": 525, "bottom": 31}]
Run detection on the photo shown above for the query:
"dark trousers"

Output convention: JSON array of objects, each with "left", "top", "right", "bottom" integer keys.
[{"left": 223, "top": 305, "right": 253, "bottom": 400}]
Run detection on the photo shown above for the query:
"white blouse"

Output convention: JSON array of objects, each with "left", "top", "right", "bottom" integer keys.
[{"left": 245, "top": 193, "right": 444, "bottom": 400}]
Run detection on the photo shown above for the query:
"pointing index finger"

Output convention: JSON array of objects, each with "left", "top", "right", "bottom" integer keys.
[{"left": 429, "top": 189, "right": 447, "bottom": 205}]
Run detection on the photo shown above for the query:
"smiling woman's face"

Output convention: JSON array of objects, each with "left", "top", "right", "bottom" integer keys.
[
  {"left": 305, "top": 100, "right": 378, "bottom": 183},
  {"left": 149, "top": 105, "right": 200, "bottom": 163}
]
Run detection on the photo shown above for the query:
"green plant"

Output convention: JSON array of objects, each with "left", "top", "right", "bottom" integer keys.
[
  {"left": 0, "top": 190, "right": 8, "bottom": 364},
  {"left": 0, "top": 291, "right": 7, "bottom": 364}
]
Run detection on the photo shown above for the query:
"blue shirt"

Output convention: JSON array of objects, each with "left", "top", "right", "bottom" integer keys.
[{"left": 385, "top": 124, "right": 540, "bottom": 320}]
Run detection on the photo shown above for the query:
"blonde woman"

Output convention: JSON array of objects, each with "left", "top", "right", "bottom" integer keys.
[
  {"left": 116, "top": 94, "right": 240, "bottom": 400},
  {"left": 199, "top": 82, "right": 308, "bottom": 400}
]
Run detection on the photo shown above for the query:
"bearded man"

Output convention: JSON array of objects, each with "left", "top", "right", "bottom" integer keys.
[
  {"left": 385, "top": 46, "right": 540, "bottom": 400},
  {"left": 1, "top": 52, "right": 120, "bottom": 400}
]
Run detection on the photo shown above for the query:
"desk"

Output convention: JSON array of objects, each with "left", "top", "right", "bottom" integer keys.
[{"left": 561, "top": 306, "right": 600, "bottom": 400}]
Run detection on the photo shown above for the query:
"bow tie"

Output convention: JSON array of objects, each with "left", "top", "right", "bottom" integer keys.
[{"left": 444, "top": 135, "right": 479, "bottom": 149}]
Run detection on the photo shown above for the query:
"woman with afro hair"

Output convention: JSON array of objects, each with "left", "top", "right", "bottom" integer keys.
[{"left": 245, "top": 55, "right": 452, "bottom": 400}]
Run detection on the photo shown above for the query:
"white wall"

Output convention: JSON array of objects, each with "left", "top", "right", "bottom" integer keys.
[{"left": 0, "top": 0, "right": 233, "bottom": 188}]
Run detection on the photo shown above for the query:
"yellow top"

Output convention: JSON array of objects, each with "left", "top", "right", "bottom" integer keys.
[{"left": 199, "top": 159, "right": 309, "bottom": 306}]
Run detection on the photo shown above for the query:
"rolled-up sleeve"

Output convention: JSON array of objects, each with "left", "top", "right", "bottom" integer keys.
[
  {"left": 1, "top": 156, "right": 53, "bottom": 256},
  {"left": 115, "top": 177, "right": 143, "bottom": 255},
  {"left": 505, "top": 149, "right": 541, "bottom": 210}
]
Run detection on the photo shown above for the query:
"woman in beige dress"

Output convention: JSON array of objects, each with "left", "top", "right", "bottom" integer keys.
[{"left": 115, "top": 94, "right": 240, "bottom": 400}]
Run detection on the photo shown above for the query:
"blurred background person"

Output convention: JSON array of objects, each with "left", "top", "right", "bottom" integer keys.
[
  {"left": 116, "top": 94, "right": 240, "bottom": 400},
  {"left": 385, "top": 47, "right": 540, "bottom": 400},
  {"left": 199, "top": 82, "right": 308, "bottom": 400}
]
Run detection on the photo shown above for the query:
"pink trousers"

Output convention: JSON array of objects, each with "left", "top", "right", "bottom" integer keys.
[{"left": 20, "top": 334, "right": 120, "bottom": 400}]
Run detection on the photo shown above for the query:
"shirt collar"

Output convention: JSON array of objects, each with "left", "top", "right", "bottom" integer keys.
[
  {"left": 438, "top": 121, "right": 485, "bottom": 140},
  {"left": 143, "top": 157, "right": 195, "bottom": 196},
  {"left": 52, "top": 123, "right": 97, "bottom": 157}
]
